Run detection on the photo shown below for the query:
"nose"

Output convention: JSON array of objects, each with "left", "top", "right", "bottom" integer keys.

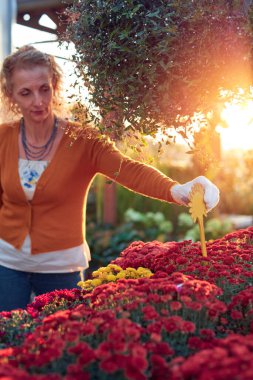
[{"left": 33, "top": 93, "right": 43, "bottom": 107}]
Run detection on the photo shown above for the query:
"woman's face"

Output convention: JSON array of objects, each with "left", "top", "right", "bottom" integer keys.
[{"left": 10, "top": 65, "right": 55, "bottom": 123}]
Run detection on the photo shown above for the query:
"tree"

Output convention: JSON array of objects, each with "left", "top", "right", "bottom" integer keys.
[{"left": 63, "top": 0, "right": 253, "bottom": 143}]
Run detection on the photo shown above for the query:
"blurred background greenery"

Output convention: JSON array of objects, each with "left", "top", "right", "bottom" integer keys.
[{"left": 85, "top": 142, "right": 253, "bottom": 275}]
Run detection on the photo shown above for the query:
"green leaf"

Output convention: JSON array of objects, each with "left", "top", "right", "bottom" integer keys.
[{"left": 146, "top": 9, "right": 161, "bottom": 18}]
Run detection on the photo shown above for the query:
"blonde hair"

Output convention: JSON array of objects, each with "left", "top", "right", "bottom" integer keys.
[{"left": 0, "top": 45, "right": 63, "bottom": 118}]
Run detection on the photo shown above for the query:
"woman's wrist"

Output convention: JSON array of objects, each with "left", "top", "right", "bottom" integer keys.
[{"left": 170, "top": 183, "right": 187, "bottom": 206}]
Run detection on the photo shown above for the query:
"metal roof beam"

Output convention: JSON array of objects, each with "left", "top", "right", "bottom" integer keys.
[
  {"left": 17, "top": 0, "right": 73, "bottom": 34},
  {"left": 17, "top": 0, "right": 72, "bottom": 12}
]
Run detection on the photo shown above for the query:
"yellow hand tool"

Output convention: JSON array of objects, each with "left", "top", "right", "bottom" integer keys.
[{"left": 189, "top": 183, "right": 207, "bottom": 257}]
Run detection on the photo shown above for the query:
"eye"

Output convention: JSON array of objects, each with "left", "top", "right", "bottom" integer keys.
[
  {"left": 20, "top": 90, "right": 30, "bottom": 96},
  {"left": 42, "top": 86, "right": 50, "bottom": 92}
]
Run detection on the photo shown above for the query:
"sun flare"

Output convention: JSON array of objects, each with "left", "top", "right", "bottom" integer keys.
[{"left": 218, "top": 89, "right": 253, "bottom": 151}]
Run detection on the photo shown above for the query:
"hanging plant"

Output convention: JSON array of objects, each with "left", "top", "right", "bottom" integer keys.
[{"left": 63, "top": 0, "right": 253, "bottom": 142}]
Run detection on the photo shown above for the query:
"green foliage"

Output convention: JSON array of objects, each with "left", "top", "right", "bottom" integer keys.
[
  {"left": 0, "top": 310, "right": 35, "bottom": 349},
  {"left": 177, "top": 212, "right": 234, "bottom": 242},
  {"left": 86, "top": 209, "right": 173, "bottom": 273},
  {"left": 124, "top": 208, "right": 173, "bottom": 234},
  {"left": 64, "top": 0, "right": 253, "bottom": 138}
]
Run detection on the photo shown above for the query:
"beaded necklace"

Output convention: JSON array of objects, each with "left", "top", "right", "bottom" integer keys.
[{"left": 20, "top": 116, "right": 58, "bottom": 161}]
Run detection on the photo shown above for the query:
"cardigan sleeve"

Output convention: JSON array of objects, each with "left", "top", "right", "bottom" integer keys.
[
  {"left": 0, "top": 128, "right": 5, "bottom": 209},
  {"left": 87, "top": 132, "right": 179, "bottom": 204},
  {"left": 0, "top": 168, "right": 2, "bottom": 209}
]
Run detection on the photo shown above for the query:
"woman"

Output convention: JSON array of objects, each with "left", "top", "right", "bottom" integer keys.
[{"left": 0, "top": 45, "right": 219, "bottom": 311}]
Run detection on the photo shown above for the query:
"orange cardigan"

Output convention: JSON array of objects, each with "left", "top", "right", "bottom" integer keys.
[{"left": 0, "top": 121, "right": 178, "bottom": 254}]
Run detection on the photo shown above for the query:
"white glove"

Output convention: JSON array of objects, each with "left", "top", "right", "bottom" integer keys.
[{"left": 171, "top": 176, "right": 220, "bottom": 212}]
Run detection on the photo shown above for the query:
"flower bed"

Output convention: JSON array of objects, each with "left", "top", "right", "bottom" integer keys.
[{"left": 0, "top": 227, "right": 252, "bottom": 379}]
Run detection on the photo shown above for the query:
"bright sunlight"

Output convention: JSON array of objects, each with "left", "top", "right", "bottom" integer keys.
[{"left": 218, "top": 88, "right": 253, "bottom": 151}]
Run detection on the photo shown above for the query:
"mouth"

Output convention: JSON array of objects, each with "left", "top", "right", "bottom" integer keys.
[{"left": 31, "top": 110, "right": 45, "bottom": 115}]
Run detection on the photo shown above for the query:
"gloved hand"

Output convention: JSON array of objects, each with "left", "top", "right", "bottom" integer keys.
[{"left": 171, "top": 176, "right": 220, "bottom": 212}]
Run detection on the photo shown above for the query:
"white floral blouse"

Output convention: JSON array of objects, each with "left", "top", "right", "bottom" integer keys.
[{"left": 19, "top": 158, "right": 48, "bottom": 201}]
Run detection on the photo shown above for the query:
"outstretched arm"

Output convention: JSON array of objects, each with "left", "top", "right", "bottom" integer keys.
[
  {"left": 88, "top": 132, "right": 179, "bottom": 204},
  {"left": 86, "top": 129, "right": 219, "bottom": 210}
]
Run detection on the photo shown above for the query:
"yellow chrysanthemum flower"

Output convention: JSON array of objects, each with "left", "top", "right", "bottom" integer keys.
[
  {"left": 126, "top": 267, "right": 136, "bottom": 272},
  {"left": 77, "top": 264, "right": 153, "bottom": 291},
  {"left": 104, "top": 267, "right": 113, "bottom": 273},
  {"left": 91, "top": 279, "right": 102, "bottom": 287},
  {"left": 108, "top": 264, "right": 122, "bottom": 272},
  {"left": 116, "top": 271, "right": 127, "bottom": 279},
  {"left": 77, "top": 281, "right": 85, "bottom": 287},
  {"left": 106, "top": 274, "right": 117, "bottom": 282},
  {"left": 97, "top": 267, "right": 108, "bottom": 273},
  {"left": 137, "top": 267, "right": 153, "bottom": 277},
  {"left": 77, "top": 279, "right": 93, "bottom": 290},
  {"left": 136, "top": 267, "right": 147, "bottom": 273}
]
